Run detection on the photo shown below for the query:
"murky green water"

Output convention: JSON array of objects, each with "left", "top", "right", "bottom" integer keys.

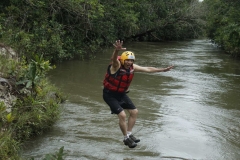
[{"left": 22, "top": 39, "right": 240, "bottom": 160}]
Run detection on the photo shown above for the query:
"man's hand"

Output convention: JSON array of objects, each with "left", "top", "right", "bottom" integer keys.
[
  {"left": 163, "top": 65, "right": 174, "bottom": 72},
  {"left": 113, "top": 40, "right": 126, "bottom": 51}
]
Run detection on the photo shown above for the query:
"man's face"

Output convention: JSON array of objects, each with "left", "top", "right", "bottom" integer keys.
[{"left": 124, "top": 59, "right": 134, "bottom": 69}]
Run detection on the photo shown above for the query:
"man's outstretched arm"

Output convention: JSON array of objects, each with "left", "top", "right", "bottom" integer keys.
[{"left": 133, "top": 64, "right": 174, "bottom": 73}]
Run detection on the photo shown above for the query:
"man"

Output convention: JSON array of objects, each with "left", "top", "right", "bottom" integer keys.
[{"left": 103, "top": 40, "right": 174, "bottom": 148}]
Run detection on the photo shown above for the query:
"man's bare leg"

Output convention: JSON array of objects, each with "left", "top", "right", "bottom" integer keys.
[
  {"left": 126, "top": 109, "right": 140, "bottom": 143},
  {"left": 118, "top": 110, "right": 137, "bottom": 148},
  {"left": 118, "top": 110, "right": 127, "bottom": 137},
  {"left": 127, "top": 109, "right": 138, "bottom": 132}
]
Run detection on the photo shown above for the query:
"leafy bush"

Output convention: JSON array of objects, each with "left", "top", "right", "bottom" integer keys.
[{"left": 0, "top": 49, "right": 65, "bottom": 159}]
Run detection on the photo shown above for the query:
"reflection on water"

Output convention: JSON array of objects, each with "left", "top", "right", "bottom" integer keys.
[{"left": 22, "top": 39, "right": 240, "bottom": 160}]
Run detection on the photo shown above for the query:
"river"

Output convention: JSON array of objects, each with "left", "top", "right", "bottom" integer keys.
[{"left": 22, "top": 39, "right": 240, "bottom": 160}]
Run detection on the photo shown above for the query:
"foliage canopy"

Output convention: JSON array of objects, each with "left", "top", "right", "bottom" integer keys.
[
  {"left": 0, "top": 0, "right": 205, "bottom": 62},
  {"left": 203, "top": 0, "right": 240, "bottom": 57}
]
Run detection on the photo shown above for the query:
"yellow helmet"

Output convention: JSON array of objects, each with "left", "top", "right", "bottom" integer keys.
[{"left": 120, "top": 51, "right": 135, "bottom": 65}]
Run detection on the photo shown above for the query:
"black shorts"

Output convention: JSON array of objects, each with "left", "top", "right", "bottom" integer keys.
[{"left": 103, "top": 88, "right": 136, "bottom": 114}]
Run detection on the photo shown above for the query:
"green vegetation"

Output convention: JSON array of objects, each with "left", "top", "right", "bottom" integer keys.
[
  {"left": 30, "top": 146, "right": 65, "bottom": 160},
  {"left": 0, "top": 50, "right": 65, "bottom": 159},
  {"left": 203, "top": 0, "right": 240, "bottom": 57},
  {"left": 0, "top": 0, "right": 205, "bottom": 63}
]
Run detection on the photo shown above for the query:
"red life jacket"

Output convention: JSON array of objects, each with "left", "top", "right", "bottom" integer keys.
[{"left": 103, "top": 64, "right": 134, "bottom": 93}]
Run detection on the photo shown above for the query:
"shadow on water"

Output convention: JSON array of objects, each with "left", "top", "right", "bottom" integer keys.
[{"left": 22, "top": 39, "right": 240, "bottom": 160}]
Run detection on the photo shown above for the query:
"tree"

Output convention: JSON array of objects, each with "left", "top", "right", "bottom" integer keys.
[
  {"left": 203, "top": 0, "right": 240, "bottom": 57},
  {"left": 0, "top": 0, "right": 206, "bottom": 62}
]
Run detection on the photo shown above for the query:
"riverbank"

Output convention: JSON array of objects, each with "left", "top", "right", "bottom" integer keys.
[{"left": 0, "top": 45, "right": 66, "bottom": 159}]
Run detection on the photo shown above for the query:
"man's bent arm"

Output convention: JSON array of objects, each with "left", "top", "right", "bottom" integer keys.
[{"left": 111, "top": 49, "right": 120, "bottom": 69}]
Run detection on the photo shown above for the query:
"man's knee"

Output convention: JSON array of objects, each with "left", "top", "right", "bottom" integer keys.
[
  {"left": 118, "top": 110, "right": 127, "bottom": 120},
  {"left": 129, "top": 109, "right": 138, "bottom": 116}
]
